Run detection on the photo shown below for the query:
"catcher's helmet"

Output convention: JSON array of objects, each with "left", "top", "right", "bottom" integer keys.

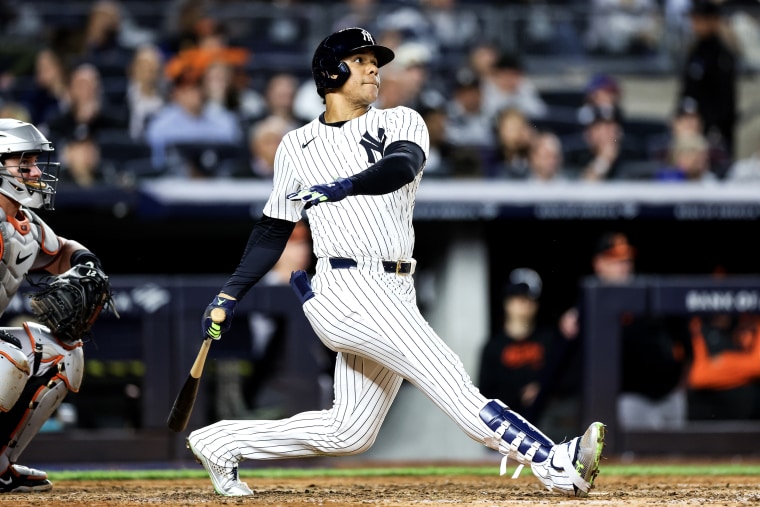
[
  {"left": 312, "top": 27, "right": 395, "bottom": 98},
  {"left": 0, "top": 119, "right": 59, "bottom": 209}
]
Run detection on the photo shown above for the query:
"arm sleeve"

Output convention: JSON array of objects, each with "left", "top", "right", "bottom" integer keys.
[
  {"left": 221, "top": 215, "right": 296, "bottom": 300},
  {"left": 347, "top": 140, "right": 425, "bottom": 195}
]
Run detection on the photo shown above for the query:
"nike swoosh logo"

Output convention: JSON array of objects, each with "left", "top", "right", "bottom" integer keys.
[
  {"left": 16, "top": 252, "right": 32, "bottom": 264},
  {"left": 0, "top": 476, "right": 12, "bottom": 485},
  {"left": 302, "top": 137, "right": 317, "bottom": 149}
]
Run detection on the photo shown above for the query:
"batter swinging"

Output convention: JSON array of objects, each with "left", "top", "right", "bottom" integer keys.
[{"left": 187, "top": 27, "right": 605, "bottom": 497}]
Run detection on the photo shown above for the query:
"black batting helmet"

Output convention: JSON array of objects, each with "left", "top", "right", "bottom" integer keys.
[{"left": 312, "top": 27, "right": 395, "bottom": 98}]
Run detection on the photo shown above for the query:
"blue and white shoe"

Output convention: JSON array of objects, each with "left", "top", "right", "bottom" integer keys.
[{"left": 530, "top": 422, "right": 605, "bottom": 497}]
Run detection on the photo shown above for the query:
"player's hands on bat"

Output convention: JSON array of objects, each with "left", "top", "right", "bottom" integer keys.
[
  {"left": 202, "top": 294, "right": 236, "bottom": 339},
  {"left": 287, "top": 177, "right": 353, "bottom": 209}
]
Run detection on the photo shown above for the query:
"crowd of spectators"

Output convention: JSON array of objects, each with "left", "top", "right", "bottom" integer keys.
[{"left": 0, "top": 0, "right": 758, "bottom": 189}]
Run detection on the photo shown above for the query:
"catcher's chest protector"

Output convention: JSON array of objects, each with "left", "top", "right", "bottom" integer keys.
[{"left": 0, "top": 208, "right": 59, "bottom": 316}]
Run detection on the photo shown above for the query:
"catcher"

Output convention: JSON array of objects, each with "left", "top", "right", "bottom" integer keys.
[{"left": 0, "top": 119, "right": 115, "bottom": 492}]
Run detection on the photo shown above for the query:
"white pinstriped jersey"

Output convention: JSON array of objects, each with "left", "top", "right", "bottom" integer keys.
[
  {"left": 188, "top": 103, "right": 515, "bottom": 478},
  {"left": 263, "top": 105, "right": 429, "bottom": 261}
]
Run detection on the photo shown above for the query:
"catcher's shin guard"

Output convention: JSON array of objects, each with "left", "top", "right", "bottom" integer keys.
[
  {"left": 0, "top": 370, "right": 67, "bottom": 463},
  {"left": 480, "top": 400, "right": 554, "bottom": 476}
]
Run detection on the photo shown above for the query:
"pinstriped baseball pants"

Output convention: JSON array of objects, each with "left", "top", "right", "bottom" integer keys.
[{"left": 189, "top": 261, "right": 493, "bottom": 465}]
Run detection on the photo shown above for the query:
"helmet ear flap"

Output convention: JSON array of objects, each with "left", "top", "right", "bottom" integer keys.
[{"left": 316, "top": 56, "right": 351, "bottom": 94}]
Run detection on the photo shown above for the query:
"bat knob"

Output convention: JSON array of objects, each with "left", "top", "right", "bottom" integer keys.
[{"left": 210, "top": 307, "right": 226, "bottom": 323}]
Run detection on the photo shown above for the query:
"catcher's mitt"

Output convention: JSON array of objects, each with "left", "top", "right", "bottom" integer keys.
[{"left": 28, "top": 264, "right": 117, "bottom": 343}]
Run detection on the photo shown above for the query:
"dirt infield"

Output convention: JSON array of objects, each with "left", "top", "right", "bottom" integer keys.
[{"left": 6, "top": 473, "right": 760, "bottom": 506}]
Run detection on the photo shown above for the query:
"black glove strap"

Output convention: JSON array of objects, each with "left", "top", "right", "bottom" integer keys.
[
  {"left": 70, "top": 250, "right": 102, "bottom": 270},
  {"left": 33, "top": 343, "right": 42, "bottom": 375}
]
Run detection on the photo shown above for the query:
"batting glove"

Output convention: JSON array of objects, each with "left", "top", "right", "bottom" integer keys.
[
  {"left": 287, "top": 177, "right": 353, "bottom": 209},
  {"left": 202, "top": 294, "right": 236, "bottom": 340}
]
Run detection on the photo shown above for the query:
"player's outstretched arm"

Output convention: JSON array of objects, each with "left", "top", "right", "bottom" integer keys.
[{"left": 201, "top": 216, "right": 295, "bottom": 339}]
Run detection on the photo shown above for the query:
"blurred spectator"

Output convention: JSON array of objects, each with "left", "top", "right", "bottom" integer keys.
[
  {"left": 420, "top": 103, "right": 482, "bottom": 178},
  {"left": 405, "top": 44, "right": 448, "bottom": 113},
  {"left": 0, "top": 0, "right": 43, "bottom": 39},
  {"left": 516, "top": 0, "right": 585, "bottom": 57},
  {"left": 126, "top": 43, "right": 167, "bottom": 141},
  {"left": 565, "top": 104, "right": 644, "bottom": 180},
  {"left": 202, "top": 60, "right": 245, "bottom": 119},
  {"left": 724, "top": 136, "right": 760, "bottom": 183},
  {"left": 244, "top": 115, "right": 292, "bottom": 179},
  {"left": 47, "top": 62, "right": 128, "bottom": 144},
  {"left": 445, "top": 66, "right": 493, "bottom": 152},
  {"left": 144, "top": 63, "right": 243, "bottom": 176},
  {"left": 419, "top": 104, "right": 453, "bottom": 178},
  {"left": 72, "top": 0, "right": 154, "bottom": 65},
  {"left": 160, "top": 0, "right": 210, "bottom": 54},
  {"left": 418, "top": 0, "right": 482, "bottom": 61},
  {"left": 687, "top": 313, "right": 760, "bottom": 420},
  {"left": 20, "top": 48, "right": 69, "bottom": 132},
  {"left": 678, "top": 0, "right": 739, "bottom": 159},
  {"left": 653, "top": 132, "right": 719, "bottom": 183},
  {"left": 379, "top": 41, "right": 444, "bottom": 112},
  {"left": 58, "top": 134, "right": 118, "bottom": 188},
  {"left": 526, "top": 131, "right": 571, "bottom": 182},
  {"left": 249, "top": 72, "right": 308, "bottom": 130},
  {"left": 467, "top": 39, "right": 499, "bottom": 84},
  {"left": 332, "top": 0, "right": 381, "bottom": 35},
  {"left": 0, "top": 100, "right": 31, "bottom": 123},
  {"left": 481, "top": 52, "right": 547, "bottom": 122},
  {"left": 478, "top": 268, "right": 560, "bottom": 420},
  {"left": 577, "top": 73, "right": 623, "bottom": 124},
  {"left": 648, "top": 96, "right": 730, "bottom": 173},
  {"left": 584, "top": 0, "right": 663, "bottom": 55},
  {"left": 171, "top": 20, "right": 265, "bottom": 126},
  {"left": 486, "top": 107, "right": 536, "bottom": 179}
]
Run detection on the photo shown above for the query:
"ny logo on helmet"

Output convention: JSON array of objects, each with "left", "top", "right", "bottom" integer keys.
[{"left": 361, "top": 29, "right": 373, "bottom": 43}]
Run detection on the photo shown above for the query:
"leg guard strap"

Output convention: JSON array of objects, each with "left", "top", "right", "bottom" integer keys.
[{"left": 480, "top": 400, "right": 554, "bottom": 477}]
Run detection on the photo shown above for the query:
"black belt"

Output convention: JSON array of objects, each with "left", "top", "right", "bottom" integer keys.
[{"left": 329, "top": 257, "right": 415, "bottom": 275}]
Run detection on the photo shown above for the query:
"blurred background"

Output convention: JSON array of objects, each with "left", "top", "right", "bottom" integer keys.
[{"left": 1, "top": 0, "right": 759, "bottom": 465}]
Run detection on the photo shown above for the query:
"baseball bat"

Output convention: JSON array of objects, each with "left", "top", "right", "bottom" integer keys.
[{"left": 166, "top": 307, "right": 225, "bottom": 432}]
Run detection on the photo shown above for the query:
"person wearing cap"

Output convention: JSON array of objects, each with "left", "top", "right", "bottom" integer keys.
[
  {"left": 578, "top": 74, "right": 623, "bottom": 125},
  {"left": 444, "top": 66, "right": 493, "bottom": 152},
  {"left": 563, "top": 104, "right": 644, "bottom": 180},
  {"left": 478, "top": 269, "right": 562, "bottom": 429},
  {"left": 480, "top": 52, "right": 547, "bottom": 122},
  {"left": 555, "top": 232, "right": 692, "bottom": 431}
]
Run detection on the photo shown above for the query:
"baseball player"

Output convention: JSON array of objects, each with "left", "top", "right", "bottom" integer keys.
[
  {"left": 0, "top": 119, "right": 114, "bottom": 492},
  {"left": 188, "top": 27, "right": 605, "bottom": 498}
]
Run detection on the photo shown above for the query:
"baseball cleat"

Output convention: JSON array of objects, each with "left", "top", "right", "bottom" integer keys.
[
  {"left": 530, "top": 422, "right": 605, "bottom": 496},
  {"left": 0, "top": 464, "right": 53, "bottom": 493},
  {"left": 186, "top": 437, "right": 253, "bottom": 496}
]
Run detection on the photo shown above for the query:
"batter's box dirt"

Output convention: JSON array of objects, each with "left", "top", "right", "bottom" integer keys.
[{"left": 5, "top": 475, "right": 760, "bottom": 506}]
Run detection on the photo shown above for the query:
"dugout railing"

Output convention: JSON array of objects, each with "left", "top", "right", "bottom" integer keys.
[{"left": 581, "top": 275, "right": 760, "bottom": 456}]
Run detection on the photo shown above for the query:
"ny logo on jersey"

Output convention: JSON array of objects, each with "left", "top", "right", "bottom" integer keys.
[
  {"left": 360, "top": 128, "right": 386, "bottom": 163},
  {"left": 361, "top": 29, "right": 373, "bottom": 43}
]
